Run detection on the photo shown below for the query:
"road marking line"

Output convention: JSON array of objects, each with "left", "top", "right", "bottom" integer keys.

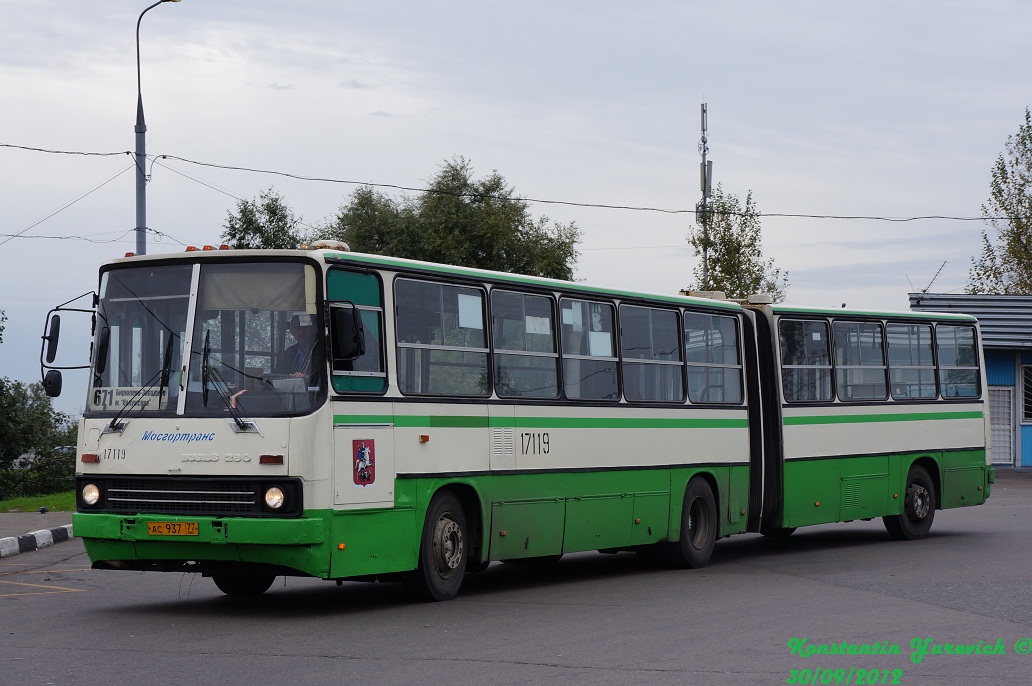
[{"left": 0, "top": 578, "right": 85, "bottom": 595}]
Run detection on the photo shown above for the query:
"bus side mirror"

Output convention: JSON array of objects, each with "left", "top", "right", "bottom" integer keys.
[
  {"left": 43, "top": 370, "right": 63, "bottom": 398},
  {"left": 43, "top": 314, "right": 61, "bottom": 363},
  {"left": 95, "top": 326, "right": 110, "bottom": 375},
  {"left": 332, "top": 305, "right": 366, "bottom": 361}
]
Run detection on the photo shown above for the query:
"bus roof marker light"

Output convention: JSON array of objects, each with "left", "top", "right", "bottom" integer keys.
[
  {"left": 338, "top": 544, "right": 346, "bottom": 550},
  {"left": 419, "top": 434, "right": 430, "bottom": 443}
]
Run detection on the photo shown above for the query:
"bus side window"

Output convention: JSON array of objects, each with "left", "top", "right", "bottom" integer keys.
[
  {"left": 620, "top": 304, "right": 684, "bottom": 403},
  {"left": 559, "top": 298, "right": 618, "bottom": 401},
  {"left": 327, "top": 269, "right": 386, "bottom": 394},
  {"left": 936, "top": 324, "right": 980, "bottom": 398},
  {"left": 684, "top": 311, "right": 742, "bottom": 404},
  {"left": 779, "top": 319, "right": 832, "bottom": 402},
  {"left": 886, "top": 323, "right": 936, "bottom": 400},
  {"left": 395, "top": 278, "right": 489, "bottom": 396},
  {"left": 491, "top": 289, "right": 559, "bottom": 399},
  {"left": 832, "top": 320, "right": 887, "bottom": 401}
]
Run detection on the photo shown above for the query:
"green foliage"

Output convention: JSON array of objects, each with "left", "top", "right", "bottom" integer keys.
[
  {"left": 687, "top": 184, "right": 788, "bottom": 302},
  {"left": 0, "top": 309, "right": 5, "bottom": 343},
  {"left": 0, "top": 317, "right": 75, "bottom": 498},
  {"left": 326, "top": 158, "right": 580, "bottom": 280},
  {"left": 0, "top": 378, "right": 70, "bottom": 469},
  {"left": 0, "top": 490, "right": 76, "bottom": 513},
  {"left": 968, "top": 108, "right": 1032, "bottom": 294},
  {"left": 221, "top": 187, "right": 313, "bottom": 250},
  {"left": 0, "top": 379, "right": 76, "bottom": 498}
]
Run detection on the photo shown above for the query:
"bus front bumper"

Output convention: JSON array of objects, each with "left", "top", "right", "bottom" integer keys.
[{"left": 72, "top": 512, "right": 325, "bottom": 546}]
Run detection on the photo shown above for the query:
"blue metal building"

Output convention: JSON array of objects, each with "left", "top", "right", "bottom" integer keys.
[{"left": 910, "top": 292, "right": 1032, "bottom": 467}]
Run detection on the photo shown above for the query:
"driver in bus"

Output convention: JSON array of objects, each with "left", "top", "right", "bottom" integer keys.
[{"left": 278, "top": 314, "right": 317, "bottom": 379}]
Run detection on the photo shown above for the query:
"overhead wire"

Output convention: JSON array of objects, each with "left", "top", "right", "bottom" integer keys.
[
  {"left": 0, "top": 142, "right": 1019, "bottom": 226},
  {"left": 0, "top": 164, "right": 135, "bottom": 248}
]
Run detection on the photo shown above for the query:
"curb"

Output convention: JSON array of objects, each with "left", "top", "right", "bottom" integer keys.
[{"left": 0, "top": 525, "right": 75, "bottom": 559}]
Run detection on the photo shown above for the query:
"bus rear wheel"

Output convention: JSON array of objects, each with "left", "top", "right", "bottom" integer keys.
[
  {"left": 211, "top": 572, "right": 276, "bottom": 597},
  {"left": 406, "top": 491, "right": 468, "bottom": 601},
  {"left": 883, "top": 465, "right": 936, "bottom": 540},
  {"left": 662, "top": 477, "right": 717, "bottom": 569}
]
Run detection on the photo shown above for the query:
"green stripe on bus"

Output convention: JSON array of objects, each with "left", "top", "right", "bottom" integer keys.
[
  {"left": 333, "top": 414, "right": 748, "bottom": 429},
  {"left": 783, "top": 411, "right": 983, "bottom": 426}
]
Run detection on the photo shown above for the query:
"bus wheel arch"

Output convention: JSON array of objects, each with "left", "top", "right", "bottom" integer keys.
[
  {"left": 662, "top": 473, "right": 718, "bottom": 569},
  {"left": 908, "top": 456, "right": 941, "bottom": 510}
]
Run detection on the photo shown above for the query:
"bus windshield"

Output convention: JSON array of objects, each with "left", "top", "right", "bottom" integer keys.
[{"left": 88, "top": 260, "right": 324, "bottom": 417}]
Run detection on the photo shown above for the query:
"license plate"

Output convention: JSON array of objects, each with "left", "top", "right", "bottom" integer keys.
[{"left": 147, "top": 521, "right": 199, "bottom": 536}]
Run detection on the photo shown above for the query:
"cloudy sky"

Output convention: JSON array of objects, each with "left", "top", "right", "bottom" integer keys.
[{"left": 2, "top": 1, "right": 1030, "bottom": 414}]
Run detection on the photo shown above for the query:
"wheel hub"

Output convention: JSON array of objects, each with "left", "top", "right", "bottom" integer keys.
[
  {"left": 433, "top": 515, "right": 463, "bottom": 576},
  {"left": 908, "top": 484, "right": 931, "bottom": 520}
]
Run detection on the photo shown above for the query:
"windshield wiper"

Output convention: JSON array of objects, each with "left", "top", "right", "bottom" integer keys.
[
  {"left": 106, "top": 333, "right": 178, "bottom": 432},
  {"left": 158, "top": 333, "right": 174, "bottom": 408},
  {"left": 198, "top": 328, "right": 248, "bottom": 430},
  {"left": 201, "top": 329, "right": 211, "bottom": 407}
]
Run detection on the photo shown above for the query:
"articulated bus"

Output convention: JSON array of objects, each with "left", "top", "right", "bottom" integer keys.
[{"left": 40, "top": 245, "right": 994, "bottom": 600}]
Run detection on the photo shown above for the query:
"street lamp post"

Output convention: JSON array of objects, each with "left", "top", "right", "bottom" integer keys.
[{"left": 135, "top": 0, "right": 180, "bottom": 256}]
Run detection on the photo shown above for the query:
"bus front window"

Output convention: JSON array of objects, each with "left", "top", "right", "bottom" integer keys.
[
  {"left": 184, "top": 262, "right": 324, "bottom": 416},
  {"left": 88, "top": 265, "right": 193, "bottom": 414}
]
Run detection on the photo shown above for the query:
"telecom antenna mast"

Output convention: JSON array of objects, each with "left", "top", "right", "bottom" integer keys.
[{"left": 697, "top": 103, "right": 714, "bottom": 285}]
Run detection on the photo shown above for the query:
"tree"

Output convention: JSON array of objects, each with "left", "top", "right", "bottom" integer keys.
[
  {"left": 326, "top": 158, "right": 581, "bottom": 280},
  {"left": 0, "top": 310, "right": 76, "bottom": 497},
  {"left": 0, "top": 377, "right": 72, "bottom": 471},
  {"left": 686, "top": 184, "right": 788, "bottom": 302},
  {"left": 967, "top": 108, "right": 1032, "bottom": 294},
  {"left": 221, "top": 187, "right": 312, "bottom": 250}
]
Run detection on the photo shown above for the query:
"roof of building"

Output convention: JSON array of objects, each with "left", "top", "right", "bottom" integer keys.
[{"left": 909, "top": 292, "right": 1032, "bottom": 349}]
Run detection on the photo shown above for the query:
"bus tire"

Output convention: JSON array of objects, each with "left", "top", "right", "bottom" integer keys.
[
  {"left": 883, "top": 465, "right": 935, "bottom": 541},
  {"left": 662, "top": 477, "right": 717, "bottom": 569},
  {"left": 211, "top": 572, "right": 276, "bottom": 597},
  {"left": 406, "top": 491, "right": 468, "bottom": 601}
]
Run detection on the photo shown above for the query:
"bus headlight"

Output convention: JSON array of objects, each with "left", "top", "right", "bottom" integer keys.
[
  {"left": 264, "top": 486, "right": 286, "bottom": 509},
  {"left": 82, "top": 483, "right": 101, "bottom": 506}
]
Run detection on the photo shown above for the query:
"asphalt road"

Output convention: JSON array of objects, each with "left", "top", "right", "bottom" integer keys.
[{"left": 4, "top": 471, "right": 1032, "bottom": 686}]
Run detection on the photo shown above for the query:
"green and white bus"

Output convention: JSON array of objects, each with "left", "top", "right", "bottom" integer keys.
[{"left": 41, "top": 245, "right": 994, "bottom": 600}]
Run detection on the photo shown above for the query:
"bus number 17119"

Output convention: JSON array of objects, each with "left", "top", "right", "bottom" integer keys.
[{"left": 521, "top": 432, "right": 549, "bottom": 455}]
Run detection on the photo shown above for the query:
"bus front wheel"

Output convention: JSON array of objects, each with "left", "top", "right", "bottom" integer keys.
[
  {"left": 406, "top": 491, "right": 468, "bottom": 601},
  {"left": 883, "top": 465, "right": 936, "bottom": 541},
  {"left": 662, "top": 477, "right": 717, "bottom": 569}
]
